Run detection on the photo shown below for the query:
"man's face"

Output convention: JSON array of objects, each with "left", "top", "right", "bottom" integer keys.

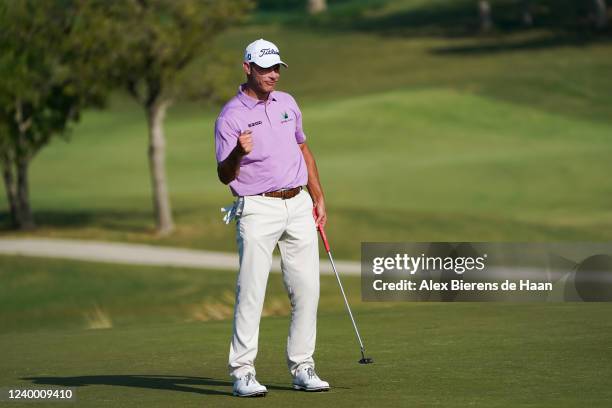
[{"left": 244, "top": 62, "right": 281, "bottom": 94}]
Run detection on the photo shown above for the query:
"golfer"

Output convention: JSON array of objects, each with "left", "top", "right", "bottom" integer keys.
[{"left": 214, "top": 39, "right": 330, "bottom": 397}]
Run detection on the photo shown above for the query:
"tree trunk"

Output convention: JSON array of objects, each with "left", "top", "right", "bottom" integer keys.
[
  {"left": 521, "top": 1, "right": 533, "bottom": 27},
  {"left": 308, "top": 0, "right": 326, "bottom": 15},
  {"left": 478, "top": 1, "right": 493, "bottom": 32},
  {"left": 1, "top": 150, "right": 20, "bottom": 228},
  {"left": 593, "top": 0, "right": 608, "bottom": 29},
  {"left": 146, "top": 99, "right": 174, "bottom": 236},
  {"left": 16, "top": 155, "right": 35, "bottom": 229},
  {"left": 11, "top": 98, "right": 35, "bottom": 230}
]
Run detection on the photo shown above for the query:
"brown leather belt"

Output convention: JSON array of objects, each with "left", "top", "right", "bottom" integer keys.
[{"left": 259, "top": 186, "right": 302, "bottom": 199}]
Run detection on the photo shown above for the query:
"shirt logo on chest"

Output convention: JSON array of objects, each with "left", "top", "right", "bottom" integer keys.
[
  {"left": 280, "top": 111, "right": 293, "bottom": 124},
  {"left": 248, "top": 120, "right": 262, "bottom": 128}
]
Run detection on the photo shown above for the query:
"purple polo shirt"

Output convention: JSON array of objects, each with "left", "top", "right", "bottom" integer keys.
[{"left": 215, "top": 84, "right": 308, "bottom": 196}]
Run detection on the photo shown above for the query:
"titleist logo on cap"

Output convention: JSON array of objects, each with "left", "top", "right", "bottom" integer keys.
[{"left": 259, "top": 48, "right": 279, "bottom": 57}]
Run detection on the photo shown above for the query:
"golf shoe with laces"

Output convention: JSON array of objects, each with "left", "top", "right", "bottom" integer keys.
[
  {"left": 292, "top": 365, "right": 330, "bottom": 392},
  {"left": 232, "top": 372, "right": 267, "bottom": 397}
]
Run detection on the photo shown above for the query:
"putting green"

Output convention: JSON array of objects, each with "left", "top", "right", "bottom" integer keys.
[
  {"left": 1, "top": 256, "right": 611, "bottom": 407},
  {"left": 2, "top": 303, "right": 611, "bottom": 407}
]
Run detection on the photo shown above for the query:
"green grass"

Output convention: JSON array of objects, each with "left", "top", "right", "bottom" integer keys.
[
  {"left": 2, "top": 3, "right": 611, "bottom": 405},
  {"left": 6, "top": 85, "right": 612, "bottom": 259},
  {"left": 1, "top": 256, "right": 612, "bottom": 407},
  {"left": 0, "top": 255, "right": 365, "bottom": 334},
  {"left": 1, "top": 256, "right": 611, "bottom": 407},
  {"left": 2, "top": 2, "right": 612, "bottom": 259}
]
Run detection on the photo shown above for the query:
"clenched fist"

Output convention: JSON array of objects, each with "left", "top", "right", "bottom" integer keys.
[{"left": 237, "top": 130, "right": 253, "bottom": 156}]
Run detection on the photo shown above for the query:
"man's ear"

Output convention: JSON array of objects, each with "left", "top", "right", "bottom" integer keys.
[{"left": 242, "top": 62, "right": 251, "bottom": 76}]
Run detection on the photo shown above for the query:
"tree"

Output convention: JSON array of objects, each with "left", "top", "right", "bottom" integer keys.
[
  {"left": 87, "top": 0, "right": 253, "bottom": 236},
  {"left": 593, "top": 0, "right": 608, "bottom": 29},
  {"left": 478, "top": 0, "right": 493, "bottom": 32},
  {"left": 521, "top": 0, "right": 533, "bottom": 27},
  {"left": 0, "top": 1, "right": 111, "bottom": 229}
]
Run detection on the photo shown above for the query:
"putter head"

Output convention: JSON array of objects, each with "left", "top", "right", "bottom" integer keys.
[{"left": 359, "top": 357, "right": 374, "bottom": 364}]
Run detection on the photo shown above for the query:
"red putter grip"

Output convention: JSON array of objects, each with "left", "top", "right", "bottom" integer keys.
[
  {"left": 313, "top": 207, "right": 331, "bottom": 252},
  {"left": 318, "top": 225, "right": 331, "bottom": 252}
]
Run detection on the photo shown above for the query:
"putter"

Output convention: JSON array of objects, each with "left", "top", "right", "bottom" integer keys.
[{"left": 317, "top": 222, "right": 374, "bottom": 365}]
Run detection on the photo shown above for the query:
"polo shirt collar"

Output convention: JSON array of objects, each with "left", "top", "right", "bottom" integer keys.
[{"left": 237, "top": 83, "right": 277, "bottom": 109}]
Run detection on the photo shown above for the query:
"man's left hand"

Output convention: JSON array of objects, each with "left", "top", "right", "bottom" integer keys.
[{"left": 313, "top": 200, "right": 327, "bottom": 229}]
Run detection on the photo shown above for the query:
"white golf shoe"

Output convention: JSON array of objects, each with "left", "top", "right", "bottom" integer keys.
[
  {"left": 232, "top": 372, "right": 267, "bottom": 397},
  {"left": 292, "top": 365, "right": 330, "bottom": 392}
]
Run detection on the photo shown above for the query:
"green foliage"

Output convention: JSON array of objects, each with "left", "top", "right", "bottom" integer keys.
[
  {"left": 256, "top": 0, "right": 360, "bottom": 12},
  {"left": 254, "top": 0, "right": 611, "bottom": 36},
  {"left": 0, "top": 0, "right": 112, "bottom": 157},
  {"left": 257, "top": 0, "right": 306, "bottom": 11},
  {"left": 0, "top": 0, "right": 255, "bottom": 229},
  {"left": 79, "top": 0, "right": 255, "bottom": 106},
  {"left": 0, "top": 0, "right": 255, "bottom": 155}
]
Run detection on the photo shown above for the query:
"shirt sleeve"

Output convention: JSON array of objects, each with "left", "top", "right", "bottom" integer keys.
[
  {"left": 215, "top": 116, "right": 238, "bottom": 163},
  {"left": 291, "top": 97, "right": 306, "bottom": 144}
]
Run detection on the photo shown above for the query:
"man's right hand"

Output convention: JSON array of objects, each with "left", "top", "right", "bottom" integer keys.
[
  {"left": 237, "top": 130, "right": 253, "bottom": 156},
  {"left": 217, "top": 130, "right": 253, "bottom": 184}
]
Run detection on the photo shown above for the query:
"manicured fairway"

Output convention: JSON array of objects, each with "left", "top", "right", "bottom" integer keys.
[
  {"left": 4, "top": 84, "right": 612, "bottom": 259},
  {"left": 2, "top": 11, "right": 612, "bottom": 259}
]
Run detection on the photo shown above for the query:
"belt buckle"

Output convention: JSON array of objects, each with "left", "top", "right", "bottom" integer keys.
[{"left": 283, "top": 187, "right": 300, "bottom": 199}]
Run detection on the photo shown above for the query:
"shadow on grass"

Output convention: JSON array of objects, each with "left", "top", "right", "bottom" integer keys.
[
  {"left": 0, "top": 207, "right": 207, "bottom": 234},
  {"left": 430, "top": 31, "right": 610, "bottom": 55},
  {"left": 23, "top": 374, "right": 294, "bottom": 397},
  {"left": 0, "top": 210, "right": 152, "bottom": 234}
]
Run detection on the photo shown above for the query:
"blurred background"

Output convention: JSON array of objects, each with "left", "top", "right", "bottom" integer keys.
[
  {"left": 1, "top": 1, "right": 611, "bottom": 405},
  {"left": 2, "top": 0, "right": 612, "bottom": 256}
]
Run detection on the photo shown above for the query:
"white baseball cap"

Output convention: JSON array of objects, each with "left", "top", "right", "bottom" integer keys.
[{"left": 244, "top": 38, "right": 288, "bottom": 68}]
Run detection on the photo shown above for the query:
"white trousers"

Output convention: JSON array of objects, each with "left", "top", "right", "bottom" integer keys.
[{"left": 228, "top": 189, "right": 320, "bottom": 380}]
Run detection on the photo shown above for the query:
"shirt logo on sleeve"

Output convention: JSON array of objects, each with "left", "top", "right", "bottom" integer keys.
[{"left": 248, "top": 121, "right": 262, "bottom": 127}]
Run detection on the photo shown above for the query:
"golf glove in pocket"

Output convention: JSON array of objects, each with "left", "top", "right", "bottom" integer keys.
[{"left": 221, "top": 196, "right": 245, "bottom": 224}]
